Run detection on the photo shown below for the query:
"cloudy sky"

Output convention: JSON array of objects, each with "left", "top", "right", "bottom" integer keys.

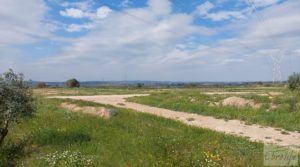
[{"left": 0, "top": 0, "right": 299, "bottom": 82}]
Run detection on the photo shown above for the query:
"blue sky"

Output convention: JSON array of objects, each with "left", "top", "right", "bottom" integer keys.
[{"left": 0, "top": 0, "right": 299, "bottom": 81}]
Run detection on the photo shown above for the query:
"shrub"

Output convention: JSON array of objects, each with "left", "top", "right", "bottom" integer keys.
[
  {"left": 65, "top": 79, "right": 80, "bottom": 88},
  {"left": 0, "top": 69, "right": 35, "bottom": 146},
  {"left": 288, "top": 97, "right": 297, "bottom": 112},
  {"left": 36, "top": 82, "right": 48, "bottom": 88},
  {"left": 288, "top": 72, "right": 300, "bottom": 92},
  {"left": 137, "top": 83, "right": 144, "bottom": 88}
]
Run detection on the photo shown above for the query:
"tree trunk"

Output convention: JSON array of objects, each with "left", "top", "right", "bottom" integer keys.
[{"left": 0, "top": 120, "right": 9, "bottom": 146}]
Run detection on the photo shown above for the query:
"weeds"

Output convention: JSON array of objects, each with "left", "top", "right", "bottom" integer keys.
[
  {"left": 0, "top": 97, "right": 268, "bottom": 166},
  {"left": 39, "top": 151, "right": 94, "bottom": 167}
]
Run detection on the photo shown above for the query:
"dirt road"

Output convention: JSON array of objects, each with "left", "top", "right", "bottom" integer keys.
[{"left": 53, "top": 94, "right": 300, "bottom": 148}]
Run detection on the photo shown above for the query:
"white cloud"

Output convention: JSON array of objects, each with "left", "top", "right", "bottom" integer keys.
[
  {"left": 148, "top": 0, "right": 172, "bottom": 17},
  {"left": 195, "top": 1, "right": 246, "bottom": 21},
  {"left": 206, "top": 11, "right": 246, "bottom": 21},
  {"left": 60, "top": 0, "right": 94, "bottom": 11},
  {"left": 120, "top": 0, "right": 131, "bottom": 7},
  {"left": 60, "top": 8, "right": 86, "bottom": 18},
  {"left": 0, "top": 0, "right": 51, "bottom": 45},
  {"left": 96, "top": 6, "right": 112, "bottom": 19},
  {"left": 195, "top": 1, "right": 215, "bottom": 16},
  {"left": 41, "top": 0, "right": 214, "bottom": 67},
  {"left": 293, "top": 50, "right": 300, "bottom": 54},
  {"left": 66, "top": 24, "right": 94, "bottom": 32},
  {"left": 38, "top": 0, "right": 300, "bottom": 81},
  {"left": 59, "top": 6, "right": 112, "bottom": 32},
  {"left": 3, "top": 0, "right": 298, "bottom": 81},
  {"left": 246, "top": 0, "right": 280, "bottom": 7},
  {"left": 243, "top": 1, "right": 300, "bottom": 48},
  {"left": 60, "top": 6, "right": 112, "bottom": 20}
]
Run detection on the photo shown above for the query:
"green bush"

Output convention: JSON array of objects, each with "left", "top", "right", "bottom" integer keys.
[
  {"left": 137, "top": 83, "right": 144, "bottom": 88},
  {"left": 289, "top": 96, "right": 297, "bottom": 112},
  {"left": 0, "top": 69, "right": 35, "bottom": 146},
  {"left": 288, "top": 72, "right": 300, "bottom": 93},
  {"left": 65, "top": 79, "right": 80, "bottom": 88}
]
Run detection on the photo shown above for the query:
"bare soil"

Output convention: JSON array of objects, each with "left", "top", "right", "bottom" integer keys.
[
  {"left": 60, "top": 102, "right": 115, "bottom": 119},
  {"left": 222, "top": 96, "right": 261, "bottom": 108}
]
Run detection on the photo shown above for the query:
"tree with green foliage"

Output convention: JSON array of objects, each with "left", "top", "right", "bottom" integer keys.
[
  {"left": 0, "top": 69, "right": 35, "bottom": 146},
  {"left": 36, "top": 82, "right": 48, "bottom": 88},
  {"left": 137, "top": 83, "right": 144, "bottom": 88},
  {"left": 65, "top": 78, "right": 80, "bottom": 88},
  {"left": 288, "top": 72, "right": 300, "bottom": 92}
]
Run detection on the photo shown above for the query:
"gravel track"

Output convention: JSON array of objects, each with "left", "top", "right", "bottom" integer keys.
[{"left": 53, "top": 94, "right": 300, "bottom": 148}]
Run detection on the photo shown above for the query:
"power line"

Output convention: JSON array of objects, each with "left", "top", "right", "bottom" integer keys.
[
  {"left": 96, "top": 0, "right": 157, "bottom": 26},
  {"left": 247, "top": 0, "right": 285, "bottom": 83},
  {"left": 97, "top": 0, "right": 284, "bottom": 81}
]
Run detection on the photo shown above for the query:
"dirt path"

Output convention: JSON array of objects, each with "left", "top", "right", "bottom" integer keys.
[{"left": 53, "top": 94, "right": 300, "bottom": 148}]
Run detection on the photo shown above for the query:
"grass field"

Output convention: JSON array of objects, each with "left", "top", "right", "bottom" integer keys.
[
  {"left": 128, "top": 87, "right": 300, "bottom": 131},
  {"left": 1, "top": 87, "right": 299, "bottom": 166},
  {"left": 0, "top": 97, "right": 268, "bottom": 167},
  {"left": 33, "top": 87, "right": 157, "bottom": 96}
]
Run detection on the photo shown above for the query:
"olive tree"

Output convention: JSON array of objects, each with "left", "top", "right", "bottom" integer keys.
[
  {"left": 288, "top": 72, "right": 300, "bottom": 92},
  {"left": 0, "top": 69, "right": 35, "bottom": 146},
  {"left": 65, "top": 78, "right": 80, "bottom": 88}
]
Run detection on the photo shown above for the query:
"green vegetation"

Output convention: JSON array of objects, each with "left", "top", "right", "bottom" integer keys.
[
  {"left": 0, "top": 69, "right": 35, "bottom": 146},
  {"left": 0, "top": 97, "right": 269, "bottom": 166},
  {"left": 65, "top": 79, "right": 80, "bottom": 88},
  {"left": 128, "top": 89, "right": 300, "bottom": 131},
  {"left": 33, "top": 87, "right": 157, "bottom": 96},
  {"left": 288, "top": 72, "right": 300, "bottom": 92},
  {"left": 137, "top": 83, "right": 144, "bottom": 88},
  {"left": 1, "top": 85, "right": 300, "bottom": 166}
]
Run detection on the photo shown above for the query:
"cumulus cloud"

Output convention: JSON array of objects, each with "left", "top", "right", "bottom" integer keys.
[
  {"left": 65, "top": 23, "right": 94, "bottom": 32},
  {"left": 242, "top": 0, "right": 300, "bottom": 50},
  {"left": 195, "top": 1, "right": 246, "bottom": 21},
  {"left": 2, "top": 0, "right": 299, "bottom": 81},
  {"left": 42, "top": 0, "right": 214, "bottom": 64},
  {"left": 206, "top": 11, "right": 246, "bottom": 21},
  {"left": 33, "top": 0, "right": 300, "bottom": 81},
  {"left": 0, "top": 0, "right": 51, "bottom": 45},
  {"left": 195, "top": 1, "right": 215, "bottom": 16},
  {"left": 59, "top": 6, "right": 112, "bottom": 20},
  {"left": 59, "top": 5, "right": 112, "bottom": 32},
  {"left": 60, "top": 8, "right": 86, "bottom": 18},
  {"left": 96, "top": 6, "right": 112, "bottom": 19}
]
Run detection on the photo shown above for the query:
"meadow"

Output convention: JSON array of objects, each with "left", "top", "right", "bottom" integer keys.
[
  {"left": 0, "top": 86, "right": 299, "bottom": 166},
  {"left": 129, "top": 86, "right": 300, "bottom": 131}
]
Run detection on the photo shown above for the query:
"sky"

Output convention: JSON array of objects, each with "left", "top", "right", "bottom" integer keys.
[{"left": 0, "top": 0, "right": 300, "bottom": 82}]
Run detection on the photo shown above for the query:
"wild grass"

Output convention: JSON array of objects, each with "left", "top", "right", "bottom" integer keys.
[
  {"left": 128, "top": 89, "right": 300, "bottom": 131},
  {"left": 33, "top": 87, "right": 157, "bottom": 96},
  {"left": 0, "top": 97, "right": 269, "bottom": 166}
]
